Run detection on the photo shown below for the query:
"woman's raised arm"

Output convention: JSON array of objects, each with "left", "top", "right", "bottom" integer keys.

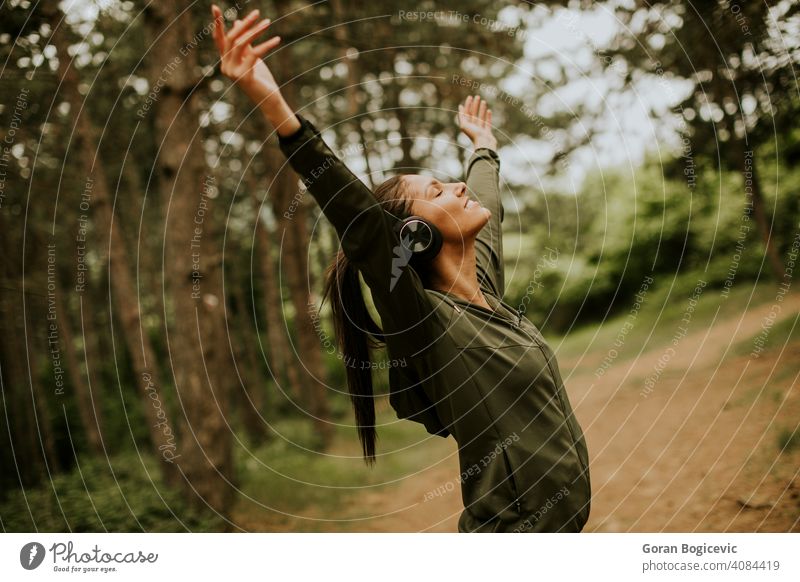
[
  {"left": 211, "top": 5, "right": 299, "bottom": 137},
  {"left": 210, "top": 6, "right": 434, "bottom": 358},
  {"left": 458, "top": 96, "right": 505, "bottom": 298}
]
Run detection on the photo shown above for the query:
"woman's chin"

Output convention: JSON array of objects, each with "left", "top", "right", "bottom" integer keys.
[{"left": 470, "top": 209, "right": 491, "bottom": 234}]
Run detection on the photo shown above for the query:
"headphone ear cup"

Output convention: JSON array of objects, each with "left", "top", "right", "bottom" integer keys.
[{"left": 397, "top": 216, "right": 442, "bottom": 262}]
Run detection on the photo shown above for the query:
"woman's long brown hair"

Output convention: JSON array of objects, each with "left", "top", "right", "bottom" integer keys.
[{"left": 321, "top": 175, "right": 416, "bottom": 465}]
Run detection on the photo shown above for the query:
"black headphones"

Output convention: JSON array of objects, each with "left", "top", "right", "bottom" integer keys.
[{"left": 394, "top": 215, "right": 442, "bottom": 263}]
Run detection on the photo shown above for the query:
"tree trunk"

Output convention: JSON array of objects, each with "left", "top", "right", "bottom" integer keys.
[
  {"left": 54, "top": 274, "right": 105, "bottom": 454},
  {"left": 0, "top": 214, "right": 45, "bottom": 487},
  {"left": 331, "top": 0, "right": 374, "bottom": 188},
  {"left": 24, "top": 245, "right": 60, "bottom": 473},
  {"left": 264, "top": 140, "right": 333, "bottom": 447},
  {"left": 266, "top": 7, "right": 333, "bottom": 447},
  {"left": 122, "top": 144, "right": 166, "bottom": 336},
  {"left": 143, "top": 2, "right": 235, "bottom": 515},
  {"left": 230, "top": 260, "right": 267, "bottom": 443},
  {"left": 372, "top": 20, "right": 414, "bottom": 175},
  {"left": 0, "top": 288, "right": 47, "bottom": 486},
  {"left": 741, "top": 146, "right": 786, "bottom": 281},
  {"left": 47, "top": 6, "right": 181, "bottom": 485},
  {"left": 247, "top": 167, "right": 303, "bottom": 405}
]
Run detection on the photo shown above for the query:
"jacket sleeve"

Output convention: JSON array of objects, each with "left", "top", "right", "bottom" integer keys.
[
  {"left": 465, "top": 147, "right": 505, "bottom": 298},
  {"left": 276, "top": 114, "right": 434, "bottom": 358},
  {"left": 277, "top": 114, "right": 449, "bottom": 437}
]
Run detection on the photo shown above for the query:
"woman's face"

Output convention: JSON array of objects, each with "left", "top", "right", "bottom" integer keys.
[{"left": 402, "top": 175, "right": 491, "bottom": 243}]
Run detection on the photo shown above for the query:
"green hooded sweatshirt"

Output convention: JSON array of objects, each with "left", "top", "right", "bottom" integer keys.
[{"left": 278, "top": 114, "right": 591, "bottom": 533}]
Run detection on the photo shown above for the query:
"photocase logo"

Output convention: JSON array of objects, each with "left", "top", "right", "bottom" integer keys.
[
  {"left": 20, "top": 542, "right": 46, "bottom": 570},
  {"left": 389, "top": 233, "right": 414, "bottom": 291}
]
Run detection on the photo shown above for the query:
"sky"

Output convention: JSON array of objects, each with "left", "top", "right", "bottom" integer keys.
[{"left": 493, "top": 2, "right": 693, "bottom": 193}]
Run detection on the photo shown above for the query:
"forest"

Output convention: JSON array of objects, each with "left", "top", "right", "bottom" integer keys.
[{"left": 1, "top": 0, "right": 798, "bottom": 532}]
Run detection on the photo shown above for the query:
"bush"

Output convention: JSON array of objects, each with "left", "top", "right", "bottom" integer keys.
[
  {"left": 505, "top": 151, "right": 797, "bottom": 333},
  {"left": 0, "top": 452, "right": 223, "bottom": 532}
]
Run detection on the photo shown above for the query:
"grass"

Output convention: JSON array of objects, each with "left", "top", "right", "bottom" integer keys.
[
  {"left": 727, "top": 307, "right": 800, "bottom": 389},
  {"left": 732, "top": 310, "right": 800, "bottom": 357},
  {"left": 777, "top": 424, "right": 800, "bottom": 454},
  {"left": 550, "top": 272, "right": 782, "bottom": 367},
  {"left": 233, "top": 406, "right": 453, "bottom": 528},
  {"left": 0, "top": 452, "right": 223, "bottom": 532}
]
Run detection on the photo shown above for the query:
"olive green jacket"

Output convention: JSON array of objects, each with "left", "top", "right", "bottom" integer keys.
[{"left": 278, "top": 114, "right": 591, "bottom": 533}]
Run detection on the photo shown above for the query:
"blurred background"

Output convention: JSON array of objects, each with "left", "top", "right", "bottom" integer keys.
[{"left": 1, "top": 0, "right": 798, "bottom": 532}]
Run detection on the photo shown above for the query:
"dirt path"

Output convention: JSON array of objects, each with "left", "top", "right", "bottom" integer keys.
[
  {"left": 569, "top": 291, "right": 800, "bottom": 532},
  {"left": 327, "top": 292, "right": 800, "bottom": 532},
  {"left": 335, "top": 448, "right": 464, "bottom": 532}
]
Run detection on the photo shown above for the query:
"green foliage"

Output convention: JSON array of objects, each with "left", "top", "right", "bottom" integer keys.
[
  {"left": 0, "top": 453, "right": 223, "bottom": 532},
  {"left": 504, "top": 147, "right": 798, "bottom": 333},
  {"left": 234, "top": 412, "right": 450, "bottom": 529},
  {"left": 733, "top": 313, "right": 800, "bottom": 357},
  {"left": 777, "top": 425, "right": 800, "bottom": 454}
]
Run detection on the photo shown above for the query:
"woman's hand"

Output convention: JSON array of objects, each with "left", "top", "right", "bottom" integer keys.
[
  {"left": 211, "top": 5, "right": 299, "bottom": 136},
  {"left": 212, "top": 6, "right": 280, "bottom": 103},
  {"left": 457, "top": 95, "right": 497, "bottom": 151}
]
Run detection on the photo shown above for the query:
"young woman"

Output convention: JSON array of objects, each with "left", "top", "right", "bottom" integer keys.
[{"left": 211, "top": 5, "right": 591, "bottom": 533}]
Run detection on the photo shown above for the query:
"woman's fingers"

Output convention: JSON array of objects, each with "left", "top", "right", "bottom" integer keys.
[
  {"left": 252, "top": 35, "right": 281, "bottom": 57},
  {"left": 458, "top": 95, "right": 492, "bottom": 132},
  {"left": 226, "top": 9, "right": 260, "bottom": 44},
  {"left": 230, "top": 17, "right": 271, "bottom": 64},
  {"left": 233, "top": 18, "right": 272, "bottom": 49},
  {"left": 457, "top": 95, "right": 494, "bottom": 144},
  {"left": 211, "top": 5, "right": 226, "bottom": 54}
]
